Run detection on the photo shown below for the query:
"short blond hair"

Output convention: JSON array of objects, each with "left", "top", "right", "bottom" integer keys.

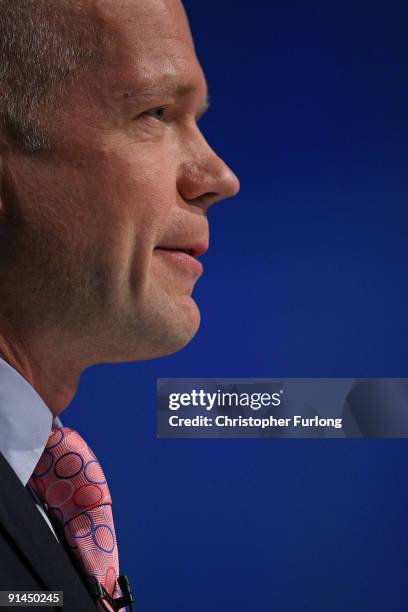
[{"left": 0, "top": 0, "right": 102, "bottom": 152}]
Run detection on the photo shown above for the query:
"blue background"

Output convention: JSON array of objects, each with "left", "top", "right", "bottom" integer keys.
[{"left": 67, "top": 1, "right": 408, "bottom": 610}]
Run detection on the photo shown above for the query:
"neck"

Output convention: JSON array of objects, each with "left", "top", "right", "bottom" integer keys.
[{"left": 0, "top": 315, "right": 82, "bottom": 416}]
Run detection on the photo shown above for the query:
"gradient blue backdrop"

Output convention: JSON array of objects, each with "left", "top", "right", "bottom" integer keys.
[{"left": 67, "top": 2, "right": 408, "bottom": 610}]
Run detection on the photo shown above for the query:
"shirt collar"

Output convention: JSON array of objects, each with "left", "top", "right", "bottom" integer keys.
[{"left": 0, "top": 356, "right": 55, "bottom": 486}]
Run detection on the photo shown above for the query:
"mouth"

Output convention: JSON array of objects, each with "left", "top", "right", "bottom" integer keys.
[
  {"left": 153, "top": 244, "right": 207, "bottom": 276},
  {"left": 154, "top": 243, "right": 208, "bottom": 258}
]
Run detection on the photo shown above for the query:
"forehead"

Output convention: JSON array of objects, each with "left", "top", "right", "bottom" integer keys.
[{"left": 94, "top": 0, "right": 206, "bottom": 99}]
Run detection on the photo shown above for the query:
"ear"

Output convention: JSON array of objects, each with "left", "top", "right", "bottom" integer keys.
[
  {"left": 0, "top": 155, "right": 3, "bottom": 215},
  {"left": 0, "top": 154, "right": 4, "bottom": 217},
  {"left": 0, "top": 153, "right": 7, "bottom": 232}
]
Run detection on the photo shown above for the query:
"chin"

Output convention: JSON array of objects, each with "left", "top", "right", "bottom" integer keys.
[
  {"left": 149, "top": 295, "right": 201, "bottom": 358},
  {"left": 107, "top": 295, "right": 201, "bottom": 362}
]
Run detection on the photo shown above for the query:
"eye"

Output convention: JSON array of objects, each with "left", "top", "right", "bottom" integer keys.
[{"left": 143, "top": 106, "right": 166, "bottom": 122}]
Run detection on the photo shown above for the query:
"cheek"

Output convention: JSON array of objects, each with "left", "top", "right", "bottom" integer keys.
[
  {"left": 8, "top": 144, "right": 177, "bottom": 292},
  {"left": 64, "top": 147, "right": 174, "bottom": 247},
  {"left": 74, "top": 149, "right": 177, "bottom": 284}
]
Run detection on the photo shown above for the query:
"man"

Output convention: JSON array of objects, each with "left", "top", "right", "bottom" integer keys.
[{"left": 0, "top": 0, "right": 239, "bottom": 610}]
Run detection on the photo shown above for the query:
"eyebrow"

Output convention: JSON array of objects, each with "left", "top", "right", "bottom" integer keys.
[{"left": 120, "top": 77, "right": 210, "bottom": 118}]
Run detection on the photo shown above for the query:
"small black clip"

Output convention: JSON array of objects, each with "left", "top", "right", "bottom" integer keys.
[
  {"left": 89, "top": 575, "right": 134, "bottom": 611},
  {"left": 116, "top": 575, "right": 134, "bottom": 609}
]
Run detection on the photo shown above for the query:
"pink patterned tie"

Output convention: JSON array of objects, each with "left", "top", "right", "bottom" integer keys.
[{"left": 29, "top": 426, "right": 122, "bottom": 610}]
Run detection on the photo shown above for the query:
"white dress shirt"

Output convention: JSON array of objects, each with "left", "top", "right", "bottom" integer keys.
[{"left": 0, "top": 356, "right": 61, "bottom": 539}]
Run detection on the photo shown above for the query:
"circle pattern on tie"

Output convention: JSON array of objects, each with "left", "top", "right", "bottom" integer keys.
[
  {"left": 93, "top": 524, "right": 115, "bottom": 553},
  {"left": 70, "top": 512, "right": 94, "bottom": 538},
  {"left": 29, "top": 427, "right": 120, "bottom": 601},
  {"left": 54, "top": 452, "right": 84, "bottom": 479},
  {"left": 84, "top": 460, "right": 107, "bottom": 484},
  {"left": 33, "top": 450, "right": 53, "bottom": 477},
  {"left": 83, "top": 547, "right": 109, "bottom": 576},
  {"left": 46, "top": 427, "right": 64, "bottom": 449},
  {"left": 73, "top": 483, "right": 103, "bottom": 508},
  {"left": 46, "top": 480, "right": 75, "bottom": 507}
]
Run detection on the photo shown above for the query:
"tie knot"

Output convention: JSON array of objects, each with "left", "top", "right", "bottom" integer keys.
[{"left": 31, "top": 426, "right": 111, "bottom": 523}]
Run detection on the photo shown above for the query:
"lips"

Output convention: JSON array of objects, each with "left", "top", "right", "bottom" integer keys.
[
  {"left": 154, "top": 243, "right": 208, "bottom": 258},
  {"left": 153, "top": 244, "right": 206, "bottom": 276}
]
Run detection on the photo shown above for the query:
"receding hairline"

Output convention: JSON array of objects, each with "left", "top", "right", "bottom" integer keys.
[{"left": 0, "top": 0, "right": 107, "bottom": 152}]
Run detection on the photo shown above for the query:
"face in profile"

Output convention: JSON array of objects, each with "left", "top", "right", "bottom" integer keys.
[{"left": 0, "top": 0, "right": 240, "bottom": 364}]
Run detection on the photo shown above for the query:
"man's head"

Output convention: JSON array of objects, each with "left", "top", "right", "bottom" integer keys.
[{"left": 0, "top": 0, "right": 239, "bottom": 366}]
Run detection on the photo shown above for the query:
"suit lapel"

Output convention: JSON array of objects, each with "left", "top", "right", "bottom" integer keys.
[{"left": 0, "top": 452, "right": 96, "bottom": 607}]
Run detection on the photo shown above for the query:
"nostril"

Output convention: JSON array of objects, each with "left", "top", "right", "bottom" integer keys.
[{"left": 186, "top": 192, "right": 218, "bottom": 208}]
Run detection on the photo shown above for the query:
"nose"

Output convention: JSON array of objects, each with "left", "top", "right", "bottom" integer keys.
[{"left": 177, "top": 127, "right": 240, "bottom": 209}]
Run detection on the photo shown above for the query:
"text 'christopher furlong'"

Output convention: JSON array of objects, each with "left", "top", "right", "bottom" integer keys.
[{"left": 168, "top": 415, "right": 343, "bottom": 429}]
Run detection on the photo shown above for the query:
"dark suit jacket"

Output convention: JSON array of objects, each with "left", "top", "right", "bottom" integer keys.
[{"left": 0, "top": 452, "right": 97, "bottom": 611}]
